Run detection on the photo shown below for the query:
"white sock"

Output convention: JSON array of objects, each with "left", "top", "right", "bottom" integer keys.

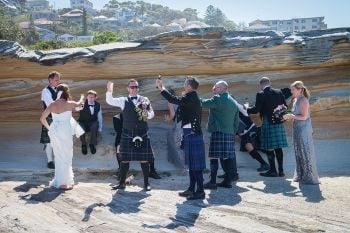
[{"left": 45, "top": 143, "right": 54, "bottom": 163}]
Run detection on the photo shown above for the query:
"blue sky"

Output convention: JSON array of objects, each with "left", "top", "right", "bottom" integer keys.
[{"left": 49, "top": 0, "right": 350, "bottom": 28}]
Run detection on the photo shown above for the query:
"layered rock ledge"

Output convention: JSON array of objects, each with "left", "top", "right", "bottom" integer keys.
[{"left": 0, "top": 27, "right": 349, "bottom": 138}]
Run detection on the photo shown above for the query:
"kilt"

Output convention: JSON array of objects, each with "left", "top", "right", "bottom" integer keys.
[
  {"left": 183, "top": 128, "right": 206, "bottom": 171},
  {"left": 120, "top": 128, "right": 154, "bottom": 162},
  {"left": 260, "top": 117, "right": 288, "bottom": 150},
  {"left": 40, "top": 116, "right": 53, "bottom": 144},
  {"left": 240, "top": 126, "right": 258, "bottom": 152},
  {"left": 209, "top": 131, "right": 235, "bottom": 159}
]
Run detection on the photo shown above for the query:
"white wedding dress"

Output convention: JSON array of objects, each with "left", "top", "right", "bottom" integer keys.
[{"left": 48, "top": 111, "right": 84, "bottom": 188}]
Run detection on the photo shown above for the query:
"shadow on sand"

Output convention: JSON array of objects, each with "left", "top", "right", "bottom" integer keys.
[{"left": 82, "top": 189, "right": 150, "bottom": 222}]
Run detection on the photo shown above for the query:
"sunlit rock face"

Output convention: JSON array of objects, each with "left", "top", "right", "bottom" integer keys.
[{"left": 0, "top": 27, "right": 349, "bottom": 138}]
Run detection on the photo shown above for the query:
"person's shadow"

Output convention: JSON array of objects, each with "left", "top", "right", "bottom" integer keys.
[
  {"left": 248, "top": 178, "right": 298, "bottom": 197},
  {"left": 298, "top": 183, "right": 325, "bottom": 203},
  {"left": 82, "top": 189, "right": 150, "bottom": 222},
  {"left": 143, "top": 185, "right": 249, "bottom": 230},
  {"left": 19, "top": 187, "right": 65, "bottom": 203}
]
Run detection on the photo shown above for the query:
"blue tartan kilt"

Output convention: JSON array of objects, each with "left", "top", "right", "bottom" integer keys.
[
  {"left": 183, "top": 128, "right": 206, "bottom": 171},
  {"left": 209, "top": 131, "right": 235, "bottom": 159},
  {"left": 120, "top": 129, "right": 154, "bottom": 162},
  {"left": 40, "top": 116, "right": 53, "bottom": 144},
  {"left": 260, "top": 117, "right": 288, "bottom": 150}
]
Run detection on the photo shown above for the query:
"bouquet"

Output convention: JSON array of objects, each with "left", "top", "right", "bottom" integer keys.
[
  {"left": 135, "top": 97, "right": 151, "bottom": 122},
  {"left": 271, "top": 104, "right": 289, "bottom": 124}
]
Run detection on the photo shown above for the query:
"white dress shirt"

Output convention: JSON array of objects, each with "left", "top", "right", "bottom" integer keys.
[
  {"left": 87, "top": 102, "right": 103, "bottom": 132},
  {"left": 106, "top": 92, "right": 154, "bottom": 119},
  {"left": 232, "top": 98, "right": 248, "bottom": 116},
  {"left": 41, "top": 86, "right": 56, "bottom": 107}
]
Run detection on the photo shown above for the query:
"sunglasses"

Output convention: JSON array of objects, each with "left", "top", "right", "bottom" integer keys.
[{"left": 128, "top": 86, "right": 139, "bottom": 89}]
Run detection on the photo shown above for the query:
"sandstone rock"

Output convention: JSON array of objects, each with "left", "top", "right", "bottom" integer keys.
[{"left": 0, "top": 28, "right": 349, "bottom": 138}]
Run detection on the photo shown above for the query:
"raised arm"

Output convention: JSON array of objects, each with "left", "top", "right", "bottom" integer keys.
[
  {"left": 106, "top": 81, "right": 126, "bottom": 108},
  {"left": 201, "top": 95, "right": 219, "bottom": 109}
]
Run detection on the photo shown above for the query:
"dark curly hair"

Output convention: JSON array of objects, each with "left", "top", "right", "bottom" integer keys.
[{"left": 56, "top": 83, "right": 71, "bottom": 101}]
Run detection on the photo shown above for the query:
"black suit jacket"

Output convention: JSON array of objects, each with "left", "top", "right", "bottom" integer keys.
[
  {"left": 248, "top": 86, "right": 286, "bottom": 124},
  {"left": 161, "top": 89, "right": 202, "bottom": 135}
]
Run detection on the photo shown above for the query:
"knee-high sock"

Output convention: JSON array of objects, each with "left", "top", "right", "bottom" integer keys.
[
  {"left": 141, "top": 162, "right": 150, "bottom": 186},
  {"left": 275, "top": 148, "right": 284, "bottom": 172},
  {"left": 149, "top": 160, "right": 156, "bottom": 173},
  {"left": 119, "top": 162, "right": 129, "bottom": 184},
  {"left": 249, "top": 150, "right": 267, "bottom": 165},
  {"left": 232, "top": 156, "right": 238, "bottom": 176},
  {"left": 194, "top": 170, "right": 204, "bottom": 193},
  {"left": 224, "top": 158, "right": 233, "bottom": 185},
  {"left": 220, "top": 157, "right": 226, "bottom": 173},
  {"left": 210, "top": 159, "right": 218, "bottom": 184},
  {"left": 189, "top": 170, "right": 195, "bottom": 192},
  {"left": 45, "top": 143, "right": 54, "bottom": 162},
  {"left": 266, "top": 150, "right": 277, "bottom": 172},
  {"left": 116, "top": 153, "right": 121, "bottom": 169}
]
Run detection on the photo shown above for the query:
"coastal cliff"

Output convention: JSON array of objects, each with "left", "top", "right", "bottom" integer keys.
[{"left": 0, "top": 27, "right": 349, "bottom": 138}]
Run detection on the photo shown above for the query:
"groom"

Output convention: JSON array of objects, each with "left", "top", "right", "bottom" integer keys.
[
  {"left": 40, "top": 71, "right": 60, "bottom": 169},
  {"left": 106, "top": 79, "right": 157, "bottom": 191},
  {"left": 247, "top": 77, "right": 288, "bottom": 177}
]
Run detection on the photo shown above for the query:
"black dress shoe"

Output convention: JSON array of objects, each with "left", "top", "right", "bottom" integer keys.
[
  {"left": 279, "top": 171, "right": 285, "bottom": 177},
  {"left": 111, "top": 183, "right": 126, "bottom": 190},
  {"left": 89, "top": 144, "right": 96, "bottom": 154},
  {"left": 232, "top": 174, "right": 239, "bottom": 181},
  {"left": 260, "top": 170, "right": 278, "bottom": 177},
  {"left": 149, "top": 171, "right": 161, "bottom": 179},
  {"left": 143, "top": 184, "right": 151, "bottom": 191},
  {"left": 217, "top": 181, "right": 232, "bottom": 188},
  {"left": 82, "top": 145, "right": 87, "bottom": 155},
  {"left": 257, "top": 163, "right": 270, "bottom": 172},
  {"left": 47, "top": 161, "right": 55, "bottom": 169},
  {"left": 187, "top": 192, "right": 205, "bottom": 200},
  {"left": 178, "top": 189, "right": 193, "bottom": 197},
  {"left": 203, "top": 182, "right": 217, "bottom": 190}
]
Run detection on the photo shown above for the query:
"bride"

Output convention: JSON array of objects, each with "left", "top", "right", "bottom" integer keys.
[{"left": 40, "top": 83, "right": 85, "bottom": 190}]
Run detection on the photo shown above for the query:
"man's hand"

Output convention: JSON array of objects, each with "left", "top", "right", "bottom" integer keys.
[
  {"left": 107, "top": 81, "right": 114, "bottom": 92},
  {"left": 155, "top": 77, "right": 164, "bottom": 90}
]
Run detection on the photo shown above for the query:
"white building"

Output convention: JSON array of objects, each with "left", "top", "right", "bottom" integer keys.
[
  {"left": 248, "top": 17, "right": 327, "bottom": 33},
  {"left": 70, "top": 0, "right": 95, "bottom": 15},
  {"left": 25, "top": 0, "right": 50, "bottom": 11},
  {"left": 115, "top": 8, "right": 135, "bottom": 25}
]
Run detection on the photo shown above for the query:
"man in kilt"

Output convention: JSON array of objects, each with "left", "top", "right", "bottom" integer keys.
[
  {"left": 247, "top": 77, "right": 288, "bottom": 177},
  {"left": 106, "top": 79, "right": 155, "bottom": 191},
  {"left": 201, "top": 81, "right": 239, "bottom": 189},
  {"left": 40, "top": 71, "right": 61, "bottom": 169},
  {"left": 156, "top": 76, "right": 206, "bottom": 200}
]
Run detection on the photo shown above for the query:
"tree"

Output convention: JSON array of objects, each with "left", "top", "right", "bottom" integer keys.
[
  {"left": 223, "top": 20, "right": 237, "bottom": 31},
  {"left": 0, "top": 9, "right": 25, "bottom": 42},
  {"left": 204, "top": 5, "right": 226, "bottom": 26},
  {"left": 82, "top": 8, "right": 87, "bottom": 35},
  {"left": 93, "top": 31, "right": 121, "bottom": 44},
  {"left": 183, "top": 8, "right": 198, "bottom": 21}
]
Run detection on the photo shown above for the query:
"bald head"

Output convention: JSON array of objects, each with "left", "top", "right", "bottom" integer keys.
[{"left": 213, "top": 80, "right": 228, "bottom": 94}]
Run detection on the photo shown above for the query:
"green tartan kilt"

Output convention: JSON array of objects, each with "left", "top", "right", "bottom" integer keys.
[
  {"left": 40, "top": 116, "right": 52, "bottom": 144},
  {"left": 260, "top": 117, "right": 288, "bottom": 150}
]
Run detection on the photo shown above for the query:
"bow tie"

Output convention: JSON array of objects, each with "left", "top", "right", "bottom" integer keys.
[
  {"left": 130, "top": 96, "right": 137, "bottom": 100},
  {"left": 88, "top": 104, "right": 94, "bottom": 107}
]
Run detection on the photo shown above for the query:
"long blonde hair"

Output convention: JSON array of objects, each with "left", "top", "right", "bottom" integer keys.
[{"left": 291, "top": 81, "right": 310, "bottom": 99}]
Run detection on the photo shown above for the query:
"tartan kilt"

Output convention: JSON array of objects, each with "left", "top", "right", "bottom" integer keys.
[
  {"left": 260, "top": 117, "right": 288, "bottom": 150},
  {"left": 209, "top": 131, "right": 235, "bottom": 158},
  {"left": 120, "top": 129, "right": 154, "bottom": 162},
  {"left": 240, "top": 126, "right": 258, "bottom": 152},
  {"left": 183, "top": 128, "right": 206, "bottom": 171},
  {"left": 40, "top": 116, "right": 53, "bottom": 144}
]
